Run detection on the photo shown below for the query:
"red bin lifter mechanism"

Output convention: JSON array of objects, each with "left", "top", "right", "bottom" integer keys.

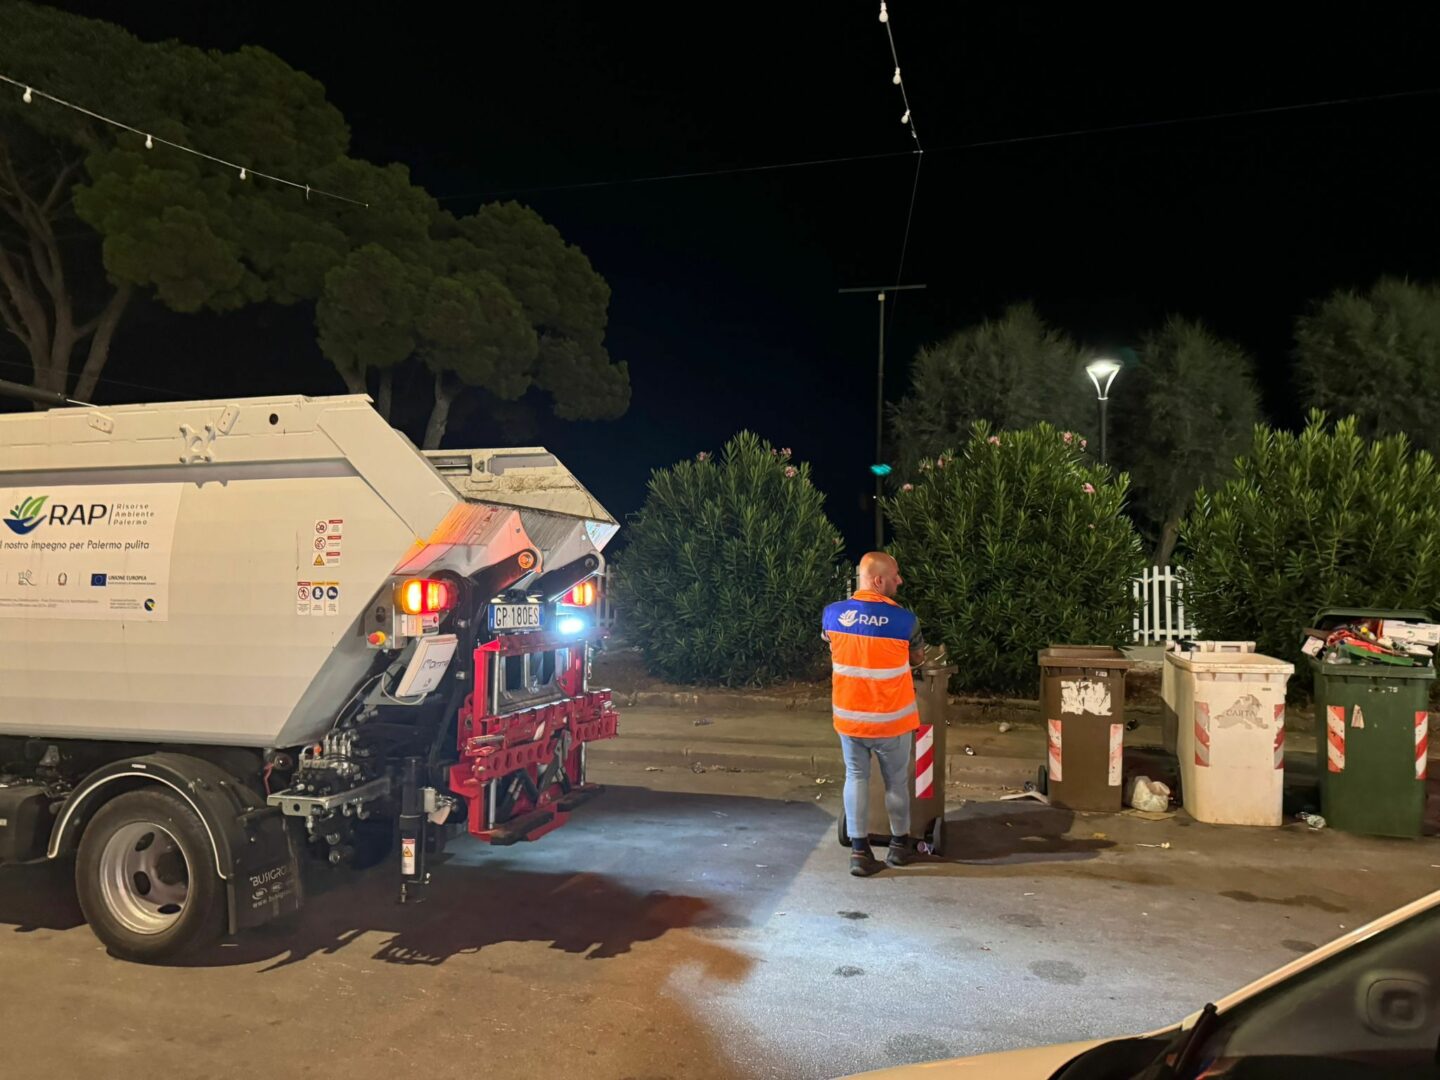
[{"left": 447, "top": 631, "right": 619, "bottom": 846}]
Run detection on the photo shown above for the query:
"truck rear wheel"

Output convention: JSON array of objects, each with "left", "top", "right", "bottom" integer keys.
[{"left": 75, "top": 789, "right": 225, "bottom": 963}]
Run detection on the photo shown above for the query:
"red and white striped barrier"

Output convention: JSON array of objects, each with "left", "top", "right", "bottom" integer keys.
[
  {"left": 1273, "top": 705, "right": 1286, "bottom": 770},
  {"left": 1046, "top": 719, "right": 1063, "bottom": 782},
  {"left": 915, "top": 724, "right": 935, "bottom": 799},
  {"left": 1194, "top": 701, "right": 1211, "bottom": 768},
  {"left": 1326, "top": 705, "right": 1346, "bottom": 773},
  {"left": 1417, "top": 711, "right": 1429, "bottom": 782}
]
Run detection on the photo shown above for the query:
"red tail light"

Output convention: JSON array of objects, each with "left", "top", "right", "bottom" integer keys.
[
  {"left": 566, "top": 581, "right": 596, "bottom": 607},
  {"left": 395, "top": 578, "right": 455, "bottom": 615}
]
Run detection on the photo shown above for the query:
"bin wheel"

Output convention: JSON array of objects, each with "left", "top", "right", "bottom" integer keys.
[
  {"left": 1037, "top": 765, "right": 1049, "bottom": 796},
  {"left": 926, "top": 816, "right": 944, "bottom": 856}
]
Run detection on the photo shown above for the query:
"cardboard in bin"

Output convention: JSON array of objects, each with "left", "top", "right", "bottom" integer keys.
[{"left": 1306, "top": 607, "right": 1435, "bottom": 669}]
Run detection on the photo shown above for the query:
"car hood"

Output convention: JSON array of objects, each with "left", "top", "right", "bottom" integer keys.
[{"left": 844, "top": 1039, "right": 1109, "bottom": 1079}]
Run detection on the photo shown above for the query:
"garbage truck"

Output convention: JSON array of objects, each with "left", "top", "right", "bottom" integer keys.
[{"left": 0, "top": 391, "right": 620, "bottom": 961}]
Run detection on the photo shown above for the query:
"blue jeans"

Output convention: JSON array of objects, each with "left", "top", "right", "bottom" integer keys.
[{"left": 839, "top": 733, "right": 912, "bottom": 842}]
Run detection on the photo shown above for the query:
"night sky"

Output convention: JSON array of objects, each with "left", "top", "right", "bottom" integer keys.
[{"left": 32, "top": 3, "right": 1440, "bottom": 549}]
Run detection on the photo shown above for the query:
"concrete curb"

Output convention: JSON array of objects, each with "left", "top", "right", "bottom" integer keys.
[
  {"left": 598, "top": 740, "right": 1040, "bottom": 784},
  {"left": 606, "top": 687, "right": 1327, "bottom": 733},
  {"left": 610, "top": 689, "right": 831, "bottom": 713}
]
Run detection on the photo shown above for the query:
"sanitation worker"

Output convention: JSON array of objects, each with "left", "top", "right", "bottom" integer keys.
[{"left": 821, "top": 551, "right": 925, "bottom": 876}]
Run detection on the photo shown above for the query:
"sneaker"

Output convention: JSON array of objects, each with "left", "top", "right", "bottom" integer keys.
[
  {"left": 886, "top": 838, "right": 916, "bottom": 867},
  {"left": 850, "top": 850, "right": 885, "bottom": 877}
]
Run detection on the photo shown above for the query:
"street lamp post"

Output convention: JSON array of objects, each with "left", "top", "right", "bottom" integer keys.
[
  {"left": 839, "top": 282, "right": 926, "bottom": 549},
  {"left": 1085, "top": 358, "right": 1122, "bottom": 465}
]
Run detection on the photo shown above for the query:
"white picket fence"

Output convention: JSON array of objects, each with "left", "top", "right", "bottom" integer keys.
[
  {"left": 596, "top": 567, "right": 618, "bottom": 632},
  {"left": 1132, "top": 564, "right": 1197, "bottom": 644}
]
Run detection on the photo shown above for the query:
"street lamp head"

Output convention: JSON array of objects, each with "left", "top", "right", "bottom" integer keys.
[{"left": 1086, "top": 358, "right": 1122, "bottom": 400}]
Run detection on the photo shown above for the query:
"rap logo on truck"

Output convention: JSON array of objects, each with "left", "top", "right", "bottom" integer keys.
[
  {"left": 5, "top": 494, "right": 111, "bottom": 535},
  {"left": 5, "top": 496, "right": 47, "bottom": 536}
]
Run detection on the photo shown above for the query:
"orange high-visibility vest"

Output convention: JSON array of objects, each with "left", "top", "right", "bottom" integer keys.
[{"left": 822, "top": 589, "right": 919, "bottom": 739}]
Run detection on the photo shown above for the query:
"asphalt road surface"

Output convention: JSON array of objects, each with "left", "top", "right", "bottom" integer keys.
[{"left": 1, "top": 762, "right": 1436, "bottom": 1080}]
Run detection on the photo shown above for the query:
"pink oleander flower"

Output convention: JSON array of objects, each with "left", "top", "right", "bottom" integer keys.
[
  {"left": 780, "top": 447, "right": 792, "bottom": 459},
  {"left": 987, "top": 435, "right": 1001, "bottom": 446},
  {"left": 1080, "top": 439, "right": 1088, "bottom": 450},
  {"left": 901, "top": 483, "right": 914, "bottom": 492},
  {"left": 1082, "top": 482, "right": 1096, "bottom": 494},
  {"left": 1063, "top": 431, "right": 1074, "bottom": 444},
  {"left": 696, "top": 451, "right": 710, "bottom": 462},
  {"left": 783, "top": 465, "right": 798, "bottom": 478}
]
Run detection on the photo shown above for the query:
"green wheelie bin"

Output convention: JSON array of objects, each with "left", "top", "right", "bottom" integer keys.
[{"left": 1310, "top": 607, "right": 1435, "bottom": 838}]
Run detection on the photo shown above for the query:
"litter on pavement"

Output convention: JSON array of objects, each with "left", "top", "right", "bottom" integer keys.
[
  {"left": 1000, "top": 790, "right": 1050, "bottom": 805},
  {"left": 1127, "top": 776, "right": 1172, "bottom": 813}
]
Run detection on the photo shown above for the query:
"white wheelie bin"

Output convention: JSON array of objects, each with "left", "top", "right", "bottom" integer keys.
[{"left": 1170, "top": 646, "right": 1294, "bottom": 826}]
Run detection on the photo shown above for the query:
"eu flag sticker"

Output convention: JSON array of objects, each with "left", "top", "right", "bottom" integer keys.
[{"left": 90, "top": 573, "right": 108, "bottom": 587}]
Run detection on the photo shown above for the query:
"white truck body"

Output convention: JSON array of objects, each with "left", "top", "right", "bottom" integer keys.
[{"left": 0, "top": 394, "right": 617, "bottom": 749}]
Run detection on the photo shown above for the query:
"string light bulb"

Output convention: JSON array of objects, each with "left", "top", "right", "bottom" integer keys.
[
  {"left": 144, "top": 133, "right": 153, "bottom": 149},
  {"left": 893, "top": 67, "right": 902, "bottom": 85},
  {"left": 22, "top": 86, "right": 32, "bottom": 104},
  {"left": 901, "top": 109, "right": 910, "bottom": 124},
  {"left": 878, "top": 1, "right": 888, "bottom": 23},
  {"left": 238, "top": 167, "right": 247, "bottom": 180}
]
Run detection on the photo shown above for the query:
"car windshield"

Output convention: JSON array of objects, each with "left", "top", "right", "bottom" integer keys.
[{"left": 1051, "top": 900, "right": 1440, "bottom": 1079}]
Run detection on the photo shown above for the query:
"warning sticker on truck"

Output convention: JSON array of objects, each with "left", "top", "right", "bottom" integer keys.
[
  {"left": 314, "top": 518, "right": 343, "bottom": 566},
  {"left": 0, "top": 484, "right": 181, "bottom": 621},
  {"left": 296, "top": 581, "right": 341, "bottom": 617}
]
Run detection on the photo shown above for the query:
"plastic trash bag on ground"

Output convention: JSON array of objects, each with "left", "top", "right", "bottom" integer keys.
[{"left": 1127, "top": 775, "right": 1172, "bottom": 813}]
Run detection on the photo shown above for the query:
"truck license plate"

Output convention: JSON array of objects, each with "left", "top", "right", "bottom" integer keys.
[{"left": 490, "top": 603, "right": 541, "bottom": 630}]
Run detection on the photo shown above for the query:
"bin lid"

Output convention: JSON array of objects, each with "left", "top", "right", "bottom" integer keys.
[
  {"left": 1167, "top": 651, "right": 1294, "bottom": 676},
  {"left": 1038, "top": 645, "right": 1135, "bottom": 670},
  {"left": 1181, "top": 640, "right": 1255, "bottom": 654},
  {"left": 1313, "top": 607, "right": 1431, "bottom": 627}
]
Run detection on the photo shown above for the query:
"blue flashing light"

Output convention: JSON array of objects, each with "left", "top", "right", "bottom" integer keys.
[
  {"left": 558, "top": 615, "right": 586, "bottom": 636},
  {"left": 869, "top": 463, "right": 893, "bottom": 477}
]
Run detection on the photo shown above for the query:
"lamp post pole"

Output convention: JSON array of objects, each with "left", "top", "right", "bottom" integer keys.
[
  {"left": 840, "top": 283, "right": 926, "bottom": 549},
  {"left": 1098, "top": 395, "right": 1109, "bottom": 466}
]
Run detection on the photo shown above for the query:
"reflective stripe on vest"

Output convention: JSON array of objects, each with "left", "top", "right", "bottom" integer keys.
[
  {"left": 832, "top": 661, "right": 912, "bottom": 680},
  {"left": 834, "top": 702, "right": 919, "bottom": 723},
  {"left": 824, "top": 591, "right": 919, "bottom": 739}
]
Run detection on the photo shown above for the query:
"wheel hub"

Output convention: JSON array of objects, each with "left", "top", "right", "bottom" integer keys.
[{"left": 98, "top": 821, "right": 191, "bottom": 934}]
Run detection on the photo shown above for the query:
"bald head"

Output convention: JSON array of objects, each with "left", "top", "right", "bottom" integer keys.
[{"left": 857, "top": 551, "right": 903, "bottom": 598}]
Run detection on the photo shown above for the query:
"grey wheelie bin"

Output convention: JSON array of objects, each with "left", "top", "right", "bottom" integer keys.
[{"left": 838, "top": 654, "right": 957, "bottom": 855}]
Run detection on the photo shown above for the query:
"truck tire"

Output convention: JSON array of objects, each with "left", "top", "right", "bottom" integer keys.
[{"left": 75, "top": 788, "right": 225, "bottom": 963}]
